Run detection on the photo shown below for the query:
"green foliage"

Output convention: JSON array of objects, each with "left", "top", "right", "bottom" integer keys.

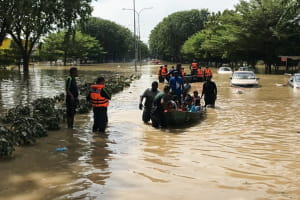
[
  {"left": 0, "top": 125, "right": 15, "bottom": 157},
  {"left": 2, "top": 105, "right": 31, "bottom": 123},
  {"left": 39, "top": 30, "right": 106, "bottom": 64},
  {"left": 181, "top": 0, "right": 300, "bottom": 69},
  {"left": 149, "top": 9, "right": 210, "bottom": 61},
  {"left": 32, "top": 98, "right": 64, "bottom": 130},
  {"left": 1, "top": 0, "right": 93, "bottom": 72},
  {"left": 80, "top": 17, "right": 148, "bottom": 62},
  {"left": 11, "top": 117, "right": 47, "bottom": 145}
]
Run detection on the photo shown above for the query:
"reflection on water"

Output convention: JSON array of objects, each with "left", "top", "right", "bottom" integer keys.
[{"left": 0, "top": 64, "right": 299, "bottom": 200}]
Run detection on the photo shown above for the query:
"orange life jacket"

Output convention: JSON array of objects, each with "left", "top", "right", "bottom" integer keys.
[
  {"left": 196, "top": 69, "right": 203, "bottom": 77},
  {"left": 158, "top": 69, "right": 162, "bottom": 76},
  {"left": 181, "top": 69, "right": 185, "bottom": 77},
  {"left": 161, "top": 67, "right": 167, "bottom": 76},
  {"left": 191, "top": 62, "right": 198, "bottom": 70},
  {"left": 204, "top": 68, "right": 212, "bottom": 77},
  {"left": 90, "top": 84, "right": 109, "bottom": 107}
]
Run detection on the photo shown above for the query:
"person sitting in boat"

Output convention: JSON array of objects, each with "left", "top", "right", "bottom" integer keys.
[
  {"left": 190, "top": 60, "right": 198, "bottom": 75},
  {"left": 185, "top": 94, "right": 197, "bottom": 112},
  {"left": 164, "top": 99, "right": 178, "bottom": 112},
  {"left": 192, "top": 90, "right": 201, "bottom": 106},
  {"left": 182, "top": 79, "right": 191, "bottom": 100},
  {"left": 151, "top": 85, "right": 171, "bottom": 128},
  {"left": 139, "top": 81, "right": 160, "bottom": 123}
]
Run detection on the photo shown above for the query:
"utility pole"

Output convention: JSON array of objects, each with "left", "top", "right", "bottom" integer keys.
[{"left": 133, "top": 0, "right": 137, "bottom": 72}]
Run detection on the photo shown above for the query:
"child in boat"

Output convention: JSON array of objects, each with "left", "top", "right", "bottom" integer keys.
[
  {"left": 185, "top": 95, "right": 197, "bottom": 112},
  {"left": 192, "top": 90, "right": 201, "bottom": 106}
]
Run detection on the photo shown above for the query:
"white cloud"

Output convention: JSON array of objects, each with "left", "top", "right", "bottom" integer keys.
[{"left": 91, "top": 0, "right": 240, "bottom": 43}]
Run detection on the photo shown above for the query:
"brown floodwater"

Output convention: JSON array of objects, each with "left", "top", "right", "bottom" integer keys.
[{"left": 0, "top": 63, "right": 299, "bottom": 200}]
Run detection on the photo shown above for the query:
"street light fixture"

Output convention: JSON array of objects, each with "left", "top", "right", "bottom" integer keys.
[{"left": 123, "top": 5, "right": 153, "bottom": 68}]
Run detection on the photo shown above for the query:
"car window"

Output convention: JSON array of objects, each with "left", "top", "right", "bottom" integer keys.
[
  {"left": 233, "top": 72, "right": 255, "bottom": 79},
  {"left": 295, "top": 76, "right": 300, "bottom": 82}
]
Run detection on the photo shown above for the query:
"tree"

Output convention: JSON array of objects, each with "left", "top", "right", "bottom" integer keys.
[
  {"left": 149, "top": 9, "right": 210, "bottom": 62},
  {"left": 0, "top": 0, "right": 16, "bottom": 45},
  {"left": 80, "top": 17, "right": 143, "bottom": 62},
  {"left": 235, "top": 0, "right": 300, "bottom": 72},
  {"left": 40, "top": 31, "right": 105, "bottom": 65},
  {"left": 181, "top": 0, "right": 300, "bottom": 71},
  {"left": 7, "top": 0, "right": 93, "bottom": 72}
]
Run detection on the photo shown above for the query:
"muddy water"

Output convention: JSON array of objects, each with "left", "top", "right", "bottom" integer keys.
[{"left": 0, "top": 64, "right": 299, "bottom": 200}]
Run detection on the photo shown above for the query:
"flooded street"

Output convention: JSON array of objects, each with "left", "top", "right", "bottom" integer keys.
[{"left": 0, "top": 64, "right": 299, "bottom": 200}]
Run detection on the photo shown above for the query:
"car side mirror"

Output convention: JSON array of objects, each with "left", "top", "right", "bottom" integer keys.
[
  {"left": 256, "top": 78, "right": 260, "bottom": 80},
  {"left": 229, "top": 77, "right": 232, "bottom": 79}
]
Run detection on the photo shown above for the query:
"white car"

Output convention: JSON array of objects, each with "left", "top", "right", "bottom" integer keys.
[
  {"left": 230, "top": 71, "right": 259, "bottom": 87},
  {"left": 288, "top": 73, "right": 300, "bottom": 88},
  {"left": 238, "top": 66, "right": 255, "bottom": 72},
  {"left": 218, "top": 66, "right": 232, "bottom": 74}
]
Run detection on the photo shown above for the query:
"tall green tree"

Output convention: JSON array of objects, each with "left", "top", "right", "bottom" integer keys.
[
  {"left": 39, "top": 31, "right": 105, "bottom": 65},
  {"left": 235, "top": 0, "right": 300, "bottom": 72},
  {"left": 0, "top": 0, "right": 16, "bottom": 45},
  {"left": 6, "top": 0, "right": 93, "bottom": 72},
  {"left": 181, "top": 0, "right": 300, "bottom": 71},
  {"left": 149, "top": 9, "right": 210, "bottom": 62},
  {"left": 80, "top": 17, "right": 141, "bottom": 62}
]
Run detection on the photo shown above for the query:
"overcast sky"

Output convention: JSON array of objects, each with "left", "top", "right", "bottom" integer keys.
[{"left": 92, "top": 0, "right": 240, "bottom": 43}]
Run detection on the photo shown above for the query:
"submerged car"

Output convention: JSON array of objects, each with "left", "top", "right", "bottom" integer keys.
[
  {"left": 238, "top": 66, "right": 255, "bottom": 72},
  {"left": 218, "top": 66, "right": 233, "bottom": 74},
  {"left": 288, "top": 73, "right": 300, "bottom": 88},
  {"left": 230, "top": 71, "right": 259, "bottom": 87}
]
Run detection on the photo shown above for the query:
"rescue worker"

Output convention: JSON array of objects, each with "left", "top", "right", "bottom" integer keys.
[
  {"left": 181, "top": 67, "right": 185, "bottom": 77},
  {"left": 88, "top": 77, "right": 111, "bottom": 132},
  {"left": 201, "top": 76, "right": 217, "bottom": 108},
  {"left": 66, "top": 67, "right": 79, "bottom": 128},
  {"left": 151, "top": 85, "right": 171, "bottom": 128},
  {"left": 139, "top": 81, "right": 160, "bottom": 123},
  {"left": 158, "top": 66, "right": 164, "bottom": 83},
  {"left": 190, "top": 60, "right": 198, "bottom": 75},
  {"left": 196, "top": 66, "right": 204, "bottom": 82},
  {"left": 204, "top": 66, "right": 213, "bottom": 81},
  {"left": 161, "top": 64, "right": 168, "bottom": 82}
]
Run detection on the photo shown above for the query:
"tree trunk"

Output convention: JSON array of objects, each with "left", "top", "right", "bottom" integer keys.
[{"left": 22, "top": 53, "right": 30, "bottom": 73}]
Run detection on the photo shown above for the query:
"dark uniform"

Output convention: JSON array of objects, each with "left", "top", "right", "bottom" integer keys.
[
  {"left": 201, "top": 79, "right": 217, "bottom": 107},
  {"left": 66, "top": 71, "right": 78, "bottom": 128},
  {"left": 140, "top": 88, "right": 159, "bottom": 123},
  {"left": 150, "top": 86, "right": 171, "bottom": 128}
]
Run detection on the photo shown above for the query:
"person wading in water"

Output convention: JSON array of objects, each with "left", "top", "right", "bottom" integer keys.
[
  {"left": 201, "top": 76, "right": 217, "bottom": 108},
  {"left": 139, "top": 81, "right": 160, "bottom": 123},
  {"left": 65, "top": 67, "right": 79, "bottom": 128},
  {"left": 88, "top": 77, "right": 111, "bottom": 133}
]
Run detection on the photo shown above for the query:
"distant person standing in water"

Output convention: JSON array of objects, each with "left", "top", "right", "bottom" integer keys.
[
  {"left": 66, "top": 67, "right": 79, "bottom": 128},
  {"left": 139, "top": 81, "right": 160, "bottom": 123},
  {"left": 201, "top": 76, "right": 217, "bottom": 108}
]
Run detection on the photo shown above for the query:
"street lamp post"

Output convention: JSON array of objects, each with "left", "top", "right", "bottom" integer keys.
[
  {"left": 123, "top": 5, "right": 153, "bottom": 69},
  {"left": 133, "top": 0, "right": 137, "bottom": 71}
]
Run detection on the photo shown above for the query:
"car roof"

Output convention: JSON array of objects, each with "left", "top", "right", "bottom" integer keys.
[{"left": 233, "top": 71, "right": 254, "bottom": 73}]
